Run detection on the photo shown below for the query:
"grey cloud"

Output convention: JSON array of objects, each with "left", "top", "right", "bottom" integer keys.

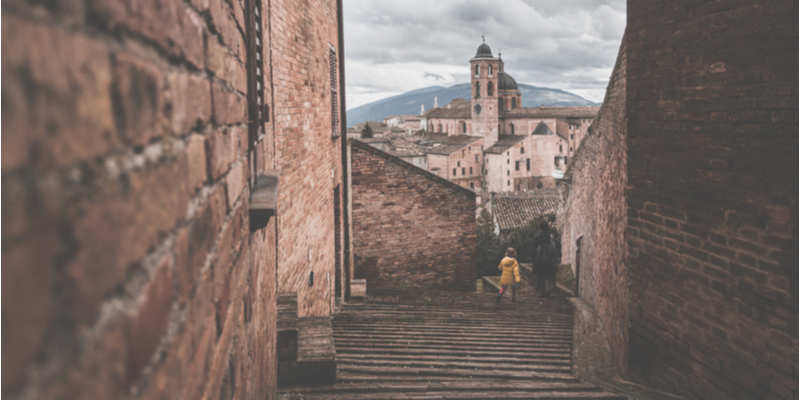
[{"left": 343, "top": 0, "right": 625, "bottom": 108}]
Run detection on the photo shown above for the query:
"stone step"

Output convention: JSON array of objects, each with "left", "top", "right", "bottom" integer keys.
[
  {"left": 280, "top": 389, "right": 627, "bottom": 399},
  {"left": 335, "top": 353, "right": 572, "bottom": 365},
  {"left": 335, "top": 358, "right": 573, "bottom": 373},
  {"left": 335, "top": 364, "right": 578, "bottom": 381},
  {"left": 334, "top": 346, "right": 571, "bottom": 359}
]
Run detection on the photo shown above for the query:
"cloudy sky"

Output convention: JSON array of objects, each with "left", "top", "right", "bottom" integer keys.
[{"left": 342, "top": 0, "right": 626, "bottom": 109}]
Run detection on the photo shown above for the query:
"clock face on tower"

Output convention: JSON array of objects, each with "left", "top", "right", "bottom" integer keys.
[{"left": 474, "top": 104, "right": 482, "bottom": 115}]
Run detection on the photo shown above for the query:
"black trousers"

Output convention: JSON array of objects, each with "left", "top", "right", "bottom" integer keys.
[{"left": 535, "top": 267, "right": 556, "bottom": 294}]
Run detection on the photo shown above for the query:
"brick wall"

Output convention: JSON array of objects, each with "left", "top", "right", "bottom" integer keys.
[
  {"left": 626, "top": 1, "right": 797, "bottom": 398},
  {"left": 351, "top": 140, "right": 477, "bottom": 292},
  {"left": 559, "top": 37, "right": 629, "bottom": 373},
  {"left": 271, "top": 0, "right": 343, "bottom": 318},
  {"left": 2, "top": 0, "right": 345, "bottom": 398}
]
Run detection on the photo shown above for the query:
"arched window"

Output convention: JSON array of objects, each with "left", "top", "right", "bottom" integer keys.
[
  {"left": 488, "top": 64, "right": 493, "bottom": 77},
  {"left": 487, "top": 81, "right": 494, "bottom": 96},
  {"left": 475, "top": 65, "right": 480, "bottom": 77},
  {"left": 498, "top": 97, "right": 504, "bottom": 110},
  {"left": 510, "top": 123, "right": 515, "bottom": 134},
  {"left": 511, "top": 97, "right": 517, "bottom": 109},
  {"left": 475, "top": 82, "right": 481, "bottom": 98},
  {"left": 438, "top": 124, "right": 442, "bottom": 132},
  {"left": 521, "top": 146, "right": 524, "bottom": 154},
  {"left": 462, "top": 122, "right": 467, "bottom": 133},
  {"left": 559, "top": 144, "right": 563, "bottom": 152}
]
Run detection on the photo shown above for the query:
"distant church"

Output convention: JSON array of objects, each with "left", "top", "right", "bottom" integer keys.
[{"left": 361, "top": 40, "right": 600, "bottom": 193}]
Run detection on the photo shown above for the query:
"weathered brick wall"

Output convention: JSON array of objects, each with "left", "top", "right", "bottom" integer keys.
[
  {"left": 351, "top": 140, "right": 477, "bottom": 292},
  {"left": 271, "top": 0, "right": 344, "bottom": 318},
  {"left": 559, "top": 38, "right": 628, "bottom": 373},
  {"left": 2, "top": 0, "right": 345, "bottom": 398},
  {"left": 626, "top": 1, "right": 797, "bottom": 398}
]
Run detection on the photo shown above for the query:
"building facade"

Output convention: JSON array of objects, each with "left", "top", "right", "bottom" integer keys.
[{"left": 415, "top": 42, "right": 599, "bottom": 193}]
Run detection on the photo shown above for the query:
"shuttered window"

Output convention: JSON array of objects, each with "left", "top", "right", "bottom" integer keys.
[{"left": 330, "top": 45, "right": 340, "bottom": 137}]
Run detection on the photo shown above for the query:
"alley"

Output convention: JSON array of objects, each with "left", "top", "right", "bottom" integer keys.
[{"left": 279, "top": 290, "right": 626, "bottom": 399}]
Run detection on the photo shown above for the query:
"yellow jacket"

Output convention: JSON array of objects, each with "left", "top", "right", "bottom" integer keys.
[{"left": 498, "top": 257, "right": 520, "bottom": 286}]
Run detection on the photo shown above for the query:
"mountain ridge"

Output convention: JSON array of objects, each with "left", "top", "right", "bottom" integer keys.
[{"left": 346, "top": 83, "right": 600, "bottom": 126}]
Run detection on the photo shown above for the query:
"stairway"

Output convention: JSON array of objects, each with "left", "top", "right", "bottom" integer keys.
[{"left": 279, "top": 290, "right": 626, "bottom": 399}]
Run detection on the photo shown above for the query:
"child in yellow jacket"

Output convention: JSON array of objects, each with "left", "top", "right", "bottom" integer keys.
[{"left": 496, "top": 248, "right": 520, "bottom": 303}]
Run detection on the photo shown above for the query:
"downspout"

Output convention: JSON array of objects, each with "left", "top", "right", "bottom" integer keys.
[{"left": 337, "top": 0, "right": 351, "bottom": 301}]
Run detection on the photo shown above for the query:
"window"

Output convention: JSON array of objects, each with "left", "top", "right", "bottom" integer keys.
[
  {"left": 328, "top": 47, "right": 339, "bottom": 137},
  {"left": 515, "top": 161, "right": 519, "bottom": 171},
  {"left": 462, "top": 168, "right": 466, "bottom": 176},
  {"left": 571, "top": 134, "right": 574, "bottom": 139},
  {"left": 488, "top": 64, "right": 493, "bottom": 77},
  {"left": 570, "top": 147, "right": 573, "bottom": 152},
  {"left": 554, "top": 157, "right": 559, "bottom": 166},
  {"left": 507, "top": 170, "right": 510, "bottom": 176},
  {"left": 475, "top": 82, "right": 480, "bottom": 98},
  {"left": 511, "top": 97, "right": 516, "bottom": 109},
  {"left": 507, "top": 151, "right": 510, "bottom": 156},
  {"left": 526, "top": 158, "right": 530, "bottom": 171},
  {"left": 565, "top": 157, "right": 568, "bottom": 164},
  {"left": 520, "top": 146, "right": 524, "bottom": 154},
  {"left": 475, "top": 65, "right": 480, "bottom": 77},
  {"left": 438, "top": 124, "right": 442, "bottom": 132},
  {"left": 470, "top": 182, "right": 474, "bottom": 189},
  {"left": 463, "top": 123, "right": 467, "bottom": 133},
  {"left": 499, "top": 97, "right": 504, "bottom": 110},
  {"left": 507, "top": 159, "right": 510, "bottom": 164},
  {"left": 510, "top": 123, "right": 514, "bottom": 134},
  {"left": 462, "top": 149, "right": 465, "bottom": 157},
  {"left": 488, "top": 81, "right": 493, "bottom": 96},
  {"left": 475, "top": 155, "right": 478, "bottom": 162},
  {"left": 507, "top": 180, "right": 510, "bottom": 186},
  {"left": 468, "top": 146, "right": 471, "bottom": 151},
  {"left": 559, "top": 145, "right": 563, "bottom": 152},
  {"left": 469, "top": 167, "right": 473, "bottom": 175},
  {"left": 453, "top": 168, "right": 456, "bottom": 176},
  {"left": 457, "top": 161, "right": 460, "bottom": 167},
  {"left": 246, "top": 0, "right": 268, "bottom": 184}
]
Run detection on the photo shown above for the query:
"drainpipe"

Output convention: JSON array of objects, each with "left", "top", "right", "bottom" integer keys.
[{"left": 337, "top": 0, "right": 351, "bottom": 301}]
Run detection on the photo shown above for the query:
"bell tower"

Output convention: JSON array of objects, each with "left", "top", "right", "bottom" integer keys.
[{"left": 470, "top": 36, "right": 500, "bottom": 147}]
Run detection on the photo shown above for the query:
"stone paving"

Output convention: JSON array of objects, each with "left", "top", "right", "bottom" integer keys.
[{"left": 280, "top": 290, "right": 628, "bottom": 399}]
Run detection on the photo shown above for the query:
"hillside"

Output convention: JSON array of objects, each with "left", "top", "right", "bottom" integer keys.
[{"left": 346, "top": 83, "right": 600, "bottom": 126}]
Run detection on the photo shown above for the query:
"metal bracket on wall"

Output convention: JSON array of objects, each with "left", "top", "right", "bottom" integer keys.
[{"left": 249, "top": 169, "right": 280, "bottom": 231}]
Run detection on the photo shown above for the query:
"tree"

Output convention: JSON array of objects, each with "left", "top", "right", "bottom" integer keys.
[
  {"left": 361, "top": 124, "right": 374, "bottom": 138},
  {"left": 477, "top": 207, "right": 503, "bottom": 277}
]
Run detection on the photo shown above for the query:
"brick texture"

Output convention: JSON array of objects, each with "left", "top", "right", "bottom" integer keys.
[
  {"left": 559, "top": 37, "right": 628, "bottom": 373},
  {"left": 351, "top": 140, "right": 477, "bottom": 292},
  {"left": 625, "top": 1, "right": 798, "bottom": 398},
  {"left": 1, "top": 0, "right": 346, "bottom": 398}
]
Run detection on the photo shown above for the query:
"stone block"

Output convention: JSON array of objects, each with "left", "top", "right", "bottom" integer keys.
[
  {"left": 112, "top": 52, "right": 164, "bottom": 146},
  {"left": 167, "top": 72, "right": 212, "bottom": 135},
  {"left": 1, "top": 16, "right": 114, "bottom": 170}
]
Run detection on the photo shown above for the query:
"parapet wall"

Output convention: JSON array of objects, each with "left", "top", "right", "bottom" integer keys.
[{"left": 351, "top": 140, "right": 477, "bottom": 292}]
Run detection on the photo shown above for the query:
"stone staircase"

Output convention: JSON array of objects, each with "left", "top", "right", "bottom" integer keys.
[{"left": 279, "top": 290, "right": 626, "bottom": 399}]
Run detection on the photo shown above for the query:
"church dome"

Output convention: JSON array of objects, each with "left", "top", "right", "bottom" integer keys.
[
  {"left": 475, "top": 43, "right": 493, "bottom": 58},
  {"left": 498, "top": 72, "right": 518, "bottom": 90}
]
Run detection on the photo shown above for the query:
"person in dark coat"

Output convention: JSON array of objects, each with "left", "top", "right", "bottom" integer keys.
[{"left": 532, "top": 220, "right": 560, "bottom": 297}]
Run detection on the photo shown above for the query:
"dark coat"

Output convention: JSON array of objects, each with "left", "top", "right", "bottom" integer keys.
[{"left": 532, "top": 232, "right": 560, "bottom": 274}]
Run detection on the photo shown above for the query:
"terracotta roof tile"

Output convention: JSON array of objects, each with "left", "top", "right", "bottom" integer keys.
[{"left": 493, "top": 192, "right": 560, "bottom": 231}]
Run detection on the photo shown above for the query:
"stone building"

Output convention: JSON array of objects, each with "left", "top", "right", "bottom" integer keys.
[
  {"left": 350, "top": 140, "right": 477, "bottom": 293},
  {"left": 2, "top": 0, "right": 351, "bottom": 398},
  {"left": 409, "top": 42, "right": 599, "bottom": 192},
  {"left": 559, "top": 1, "right": 797, "bottom": 399}
]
